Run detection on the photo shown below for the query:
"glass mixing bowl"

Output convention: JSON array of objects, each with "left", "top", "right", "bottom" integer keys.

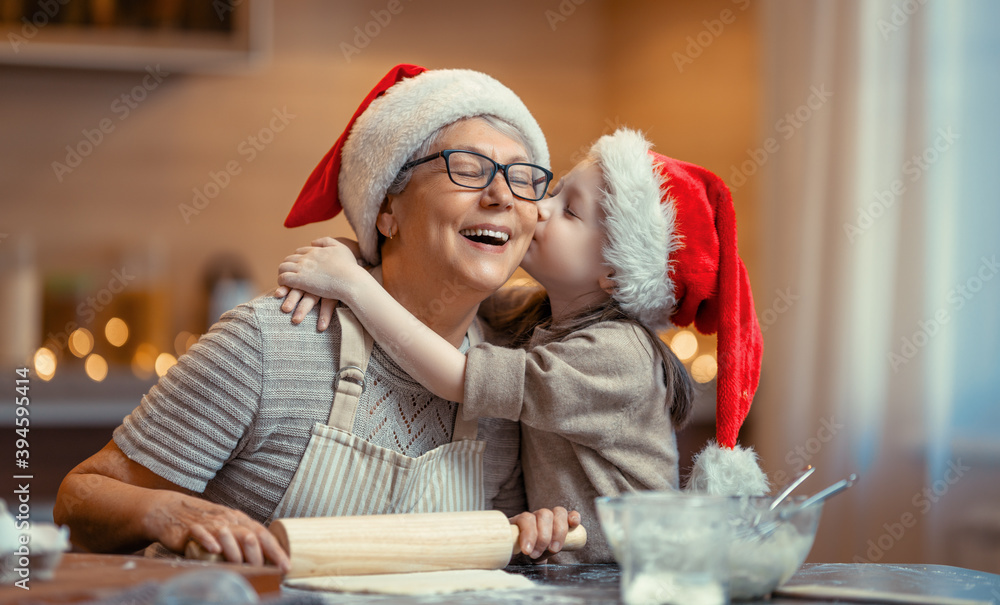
[{"left": 596, "top": 492, "right": 822, "bottom": 601}]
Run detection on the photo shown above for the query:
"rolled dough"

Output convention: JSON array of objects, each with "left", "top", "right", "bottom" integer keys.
[{"left": 284, "top": 569, "right": 536, "bottom": 595}]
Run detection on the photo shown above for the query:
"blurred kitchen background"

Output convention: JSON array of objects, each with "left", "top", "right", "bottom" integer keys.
[{"left": 1, "top": 0, "right": 998, "bottom": 573}]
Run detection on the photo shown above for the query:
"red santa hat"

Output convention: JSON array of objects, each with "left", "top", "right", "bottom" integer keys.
[
  {"left": 284, "top": 63, "right": 550, "bottom": 266},
  {"left": 589, "top": 128, "right": 769, "bottom": 496}
]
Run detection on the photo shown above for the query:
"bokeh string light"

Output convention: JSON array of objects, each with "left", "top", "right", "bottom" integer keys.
[
  {"left": 174, "top": 331, "right": 198, "bottom": 356},
  {"left": 34, "top": 347, "right": 57, "bottom": 381},
  {"left": 131, "top": 343, "right": 158, "bottom": 380},
  {"left": 691, "top": 354, "right": 718, "bottom": 384},
  {"left": 661, "top": 328, "right": 719, "bottom": 384},
  {"left": 68, "top": 328, "right": 94, "bottom": 358},
  {"left": 84, "top": 353, "right": 108, "bottom": 382},
  {"left": 105, "top": 317, "right": 129, "bottom": 347},
  {"left": 669, "top": 330, "right": 699, "bottom": 361},
  {"left": 155, "top": 352, "right": 177, "bottom": 377}
]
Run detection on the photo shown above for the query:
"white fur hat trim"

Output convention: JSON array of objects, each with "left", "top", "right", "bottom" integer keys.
[
  {"left": 685, "top": 441, "right": 770, "bottom": 496},
  {"left": 339, "top": 69, "right": 549, "bottom": 265},
  {"left": 590, "top": 128, "right": 681, "bottom": 329}
]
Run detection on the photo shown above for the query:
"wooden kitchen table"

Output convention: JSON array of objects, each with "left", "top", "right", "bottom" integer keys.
[
  {"left": 0, "top": 553, "right": 283, "bottom": 604},
  {"left": 3, "top": 559, "right": 999, "bottom": 604}
]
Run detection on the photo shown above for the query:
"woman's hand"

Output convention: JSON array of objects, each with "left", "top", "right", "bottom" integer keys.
[
  {"left": 509, "top": 507, "right": 582, "bottom": 561},
  {"left": 275, "top": 237, "right": 363, "bottom": 330},
  {"left": 144, "top": 490, "right": 290, "bottom": 571},
  {"left": 55, "top": 440, "right": 290, "bottom": 573}
]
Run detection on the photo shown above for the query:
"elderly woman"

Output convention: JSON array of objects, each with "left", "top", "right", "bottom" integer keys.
[{"left": 54, "top": 64, "right": 571, "bottom": 569}]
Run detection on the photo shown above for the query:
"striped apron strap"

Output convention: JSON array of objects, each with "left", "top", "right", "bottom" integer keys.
[{"left": 326, "top": 306, "right": 374, "bottom": 431}]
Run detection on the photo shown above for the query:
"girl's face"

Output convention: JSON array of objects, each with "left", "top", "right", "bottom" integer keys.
[{"left": 520, "top": 158, "right": 611, "bottom": 305}]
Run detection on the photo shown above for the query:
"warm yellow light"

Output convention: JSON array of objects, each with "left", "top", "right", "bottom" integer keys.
[
  {"left": 670, "top": 330, "right": 699, "bottom": 362},
  {"left": 691, "top": 354, "right": 718, "bottom": 384},
  {"left": 174, "top": 331, "right": 200, "bottom": 356},
  {"left": 155, "top": 353, "right": 178, "bottom": 377},
  {"left": 105, "top": 318, "right": 129, "bottom": 347},
  {"left": 85, "top": 354, "right": 108, "bottom": 382},
  {"left": 34, "top": 347, "right": 57, "bottom": 381},
  {"left": 131, "top": 343, "right": 158, "bottom": 380},
  {"left": 68, "top": 328, "right": 94, "bottom": 358}
]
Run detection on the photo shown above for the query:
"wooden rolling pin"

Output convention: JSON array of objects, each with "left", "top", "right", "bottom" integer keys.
[{"left": 267, "top": 510, "right": 586, "bottom": 579}]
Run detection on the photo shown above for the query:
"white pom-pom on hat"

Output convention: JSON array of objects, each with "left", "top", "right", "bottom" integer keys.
[{"left": 686, "top": 441, "right": 770, "bottom": 496}]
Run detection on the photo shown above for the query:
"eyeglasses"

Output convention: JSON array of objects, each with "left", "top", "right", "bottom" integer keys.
[{"left": 400, "top": 149, "right": 553, "bottom": 202}]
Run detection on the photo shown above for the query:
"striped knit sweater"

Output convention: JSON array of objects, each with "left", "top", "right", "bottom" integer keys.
[{"left": 114, "top": 295, "right": 525, "bottom": 522}]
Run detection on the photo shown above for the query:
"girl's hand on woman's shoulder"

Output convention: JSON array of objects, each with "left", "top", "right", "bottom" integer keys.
[{"left": 275, "top": 237, "right": 364, "bottom": 331}]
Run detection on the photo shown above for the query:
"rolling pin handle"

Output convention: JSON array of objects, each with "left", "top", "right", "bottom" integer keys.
[{"left": 185, "top": 539, "right": 224, "bottom": 562}]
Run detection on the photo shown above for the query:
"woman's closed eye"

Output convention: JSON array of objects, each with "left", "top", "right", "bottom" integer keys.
[{"left": 456, "top": 167, "right": 488, "bottom": 178}]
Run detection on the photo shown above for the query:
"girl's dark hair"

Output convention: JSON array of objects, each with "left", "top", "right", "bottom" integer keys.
[{"left": 488, "top": 290, "right": 695, "bottom": 429}]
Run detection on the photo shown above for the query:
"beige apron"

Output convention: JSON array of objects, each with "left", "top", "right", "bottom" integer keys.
[{"left": 270, "top": 307, "right": 485, "bottom": 520}]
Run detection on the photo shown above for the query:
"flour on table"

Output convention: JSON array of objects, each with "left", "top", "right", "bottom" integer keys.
[
  {"left": 284, "top": 569, "right": 536, "bottom": 595},
  {"left": 624, "top": 572, "right": 726, "bottom": 605}
]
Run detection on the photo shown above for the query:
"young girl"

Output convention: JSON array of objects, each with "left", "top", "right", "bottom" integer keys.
[{"left": 277, "top": 128, "right": 768, "bottom": 563}]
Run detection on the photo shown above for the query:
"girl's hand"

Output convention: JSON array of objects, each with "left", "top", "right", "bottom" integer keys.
[
  {"left": 274, "top": 286, "right": 336, "bottom": 330},
  {"left": 275, "top": 237, "right": 364, "bottom": 330},
  {"left": 509, "top": 507, "right": 582, "bottom": 561},
  {"left": 144, "top": 489, "right": 290, "bottom": 572}
]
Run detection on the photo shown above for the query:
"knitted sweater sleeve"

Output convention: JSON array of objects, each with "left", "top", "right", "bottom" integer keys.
[
  {"left": 114, "top": 303, "right": 264, "bottom": 493},
  {"left": 463, "top": 322, "right": 660, "bottom": 450}
]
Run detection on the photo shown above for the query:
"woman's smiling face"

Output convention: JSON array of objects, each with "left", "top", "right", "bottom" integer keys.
[
  {"left": 520, "top": 158, "right": 610, "bottom": 303},
  {"left": 379, "top": 118, "right": 539, "bottom": 299}
]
